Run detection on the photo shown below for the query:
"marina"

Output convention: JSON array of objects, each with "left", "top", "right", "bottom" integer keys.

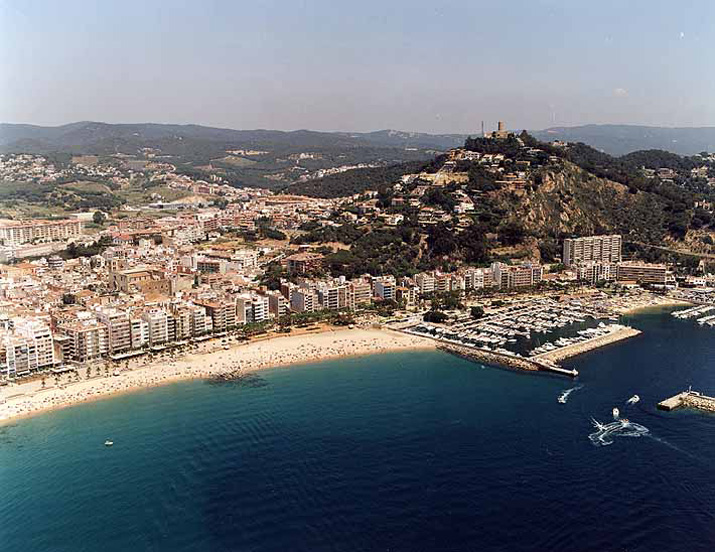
[
  {"left": 403, "top": 297, "right": 641, "bottom": 375},
  {"left": 670, "top": 304, "right": 715, "bottom": 327}
]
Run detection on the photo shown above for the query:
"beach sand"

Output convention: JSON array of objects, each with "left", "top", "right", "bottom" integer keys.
[
  {"left": 618, "top": 296, "right": 692, "bottom": 315},
  {"left": 0, "top": 327, "right": 435, "bottom": 424}
]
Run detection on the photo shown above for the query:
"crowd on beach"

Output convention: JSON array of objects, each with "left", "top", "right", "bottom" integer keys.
[{"left": 0, "top": 329, "right": 434, "bottom": 422}]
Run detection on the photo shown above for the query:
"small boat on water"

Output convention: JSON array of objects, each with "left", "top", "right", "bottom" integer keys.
[
  {"left": 104, "top": 440, "right": 114, "bottom": 447},
  {"left": 626, "top": 394, "right": 640, "bottom": 405},
  {"left": 612, "top": 407, "right": 620, "bottom": 419}
]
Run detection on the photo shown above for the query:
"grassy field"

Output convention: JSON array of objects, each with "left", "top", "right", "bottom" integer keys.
[
  {"left": 212, "top": 155, "right": 258, "bottom": 168},
  {"left": 71, "top": 155, "right": 99, "bottom": 165},
  {"left": 116, "top": 185, "right": 195, "bottom": 205},
  {"left": 59, "top": 181, "right": 115, "bottom": 194}
]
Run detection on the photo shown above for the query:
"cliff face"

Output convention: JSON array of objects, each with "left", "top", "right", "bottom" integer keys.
[{"left": 497, "top": 161, "right": 668, "bottom": 243}]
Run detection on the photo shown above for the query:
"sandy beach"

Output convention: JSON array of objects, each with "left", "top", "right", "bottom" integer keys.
[
  {"left": 617, "top": 295, "right": 692, "bottom": 315},
  {"left": 0, "top": 327, "right": 435, "bottom": 423}
]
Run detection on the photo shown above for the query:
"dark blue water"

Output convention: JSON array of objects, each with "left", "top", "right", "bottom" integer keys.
[{"left": 2, "top": 307, "right": 714, "bottom": 552}]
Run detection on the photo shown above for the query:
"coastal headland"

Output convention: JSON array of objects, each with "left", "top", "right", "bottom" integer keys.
[{"left": 0, "top": 327, "right": 435, "bottom": 423}]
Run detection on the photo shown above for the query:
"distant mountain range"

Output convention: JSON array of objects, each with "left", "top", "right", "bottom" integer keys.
[
  {"left": 0, "top": 122, "right": 469, "bottom": 155},
  {"left": 3, "top": 121, "right": 714, "bottom": 161},
  {"left": 532, "top": 124, "right": 715, "bottom": 156}
]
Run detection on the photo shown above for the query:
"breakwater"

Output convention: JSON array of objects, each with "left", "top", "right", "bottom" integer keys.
[
  {"left": 533, "top": 326, "right": 642, "bottom": 363},
  {"left": 658, "top": 390, "right": 715, "bottom": 413},
  {"left": 437, "top": 344, "right": 578, "bottom": 377}
]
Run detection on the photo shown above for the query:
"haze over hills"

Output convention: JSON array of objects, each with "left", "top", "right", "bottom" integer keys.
[
  {"left": 0, "top": 121, "right": 471, "bottom": 191},
  {"left": 4, "top": 121, "right": 715, "bottom": 159},
  {"left": 0, "top": 122, "right": 469, "bottom": 154},
  {"left": 532, "top": 124, "right": 715, "bottom": 156}
]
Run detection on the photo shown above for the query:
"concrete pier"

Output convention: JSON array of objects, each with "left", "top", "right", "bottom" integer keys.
[
  {"left": 657, "top": 392, "right": 689, "bottom": 411},
  {"left": 658, "top": 390, "right": 715, "bottom": 413},
  {"left": 437, "top": 344, "right": 578, "bottom": 378}
]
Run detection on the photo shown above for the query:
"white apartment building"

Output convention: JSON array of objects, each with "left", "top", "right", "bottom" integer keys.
[
  {"left": 236, "top": 293, "right": 270, "bottom": 324},
  {"left": 142, "top": 309, "right": 169, "bottom": 346},
  {"left": 266, "top": 290, "right": 289, "bottom": 318},
  {"left": 349, "top": 279, "right": 373, "bottom": 305},
  {"left": 374, "top": 276, "right": 396, "bottom": 301},
  {"left": 491, "top": 262, "right": 543, "bottom": 289},
  {"left": 576, "top": 261, "right": 617, "bottom": 284},
  {"left": 231, "top": 249, "right": 259, "bottom": 271},
  {"left": 415, "top": 273, "right": 436, "bottom": 294},
  {"left": 291, "top": 288, "right": 319, "bottom": 313},
  {"left": 0, "top": 318, "right": 56, "bottom": 378},
  {"left": 0, "top": 219, "right": 83, "bottom": 245},
  {"left": 96, "top": 307, "right": 132, "bottom": 354},
  {"left": 130, "top": 318, "right": 149, "bottom": 349},
  {"left": 562, "top": 235, "right": 622, "bottom": 267}
]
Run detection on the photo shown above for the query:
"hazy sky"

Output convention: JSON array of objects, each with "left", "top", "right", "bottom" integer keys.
[{"left": 1, "top": 0, "right": 714, "bottom": 133}]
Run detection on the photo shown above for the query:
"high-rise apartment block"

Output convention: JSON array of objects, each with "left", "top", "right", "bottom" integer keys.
[{"left": 562, "top": 235, "right": 622, "bottom": 267}]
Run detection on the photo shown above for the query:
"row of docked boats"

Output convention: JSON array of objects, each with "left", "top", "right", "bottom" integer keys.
[
  {"left": 671, "top": 305, "right": 715, "bottom": 327},
  {"left": 406, "top": 298, "right": 614, "bottom": 359},
  {"left": 528, "top": 323, "right": 621, "bottom": 356},
  {"left": 671, "top": 305, "right": 715, "bottom": 320},
  {"left": 448, "top": 298, "right": 598, "bottom": 347}
]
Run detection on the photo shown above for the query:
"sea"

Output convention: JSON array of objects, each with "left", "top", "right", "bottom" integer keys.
[{"left": 1, "top": 307, "right": 714, "bottom": 552}]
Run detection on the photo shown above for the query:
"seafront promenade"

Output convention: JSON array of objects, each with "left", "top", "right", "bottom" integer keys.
[{"left": 533, "top": 326, "right": 642, "bottom": 364}]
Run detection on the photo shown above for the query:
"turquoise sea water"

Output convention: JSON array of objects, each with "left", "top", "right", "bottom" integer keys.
[{"left": 1, "top": 307, "right": 714, "bottom": 551}]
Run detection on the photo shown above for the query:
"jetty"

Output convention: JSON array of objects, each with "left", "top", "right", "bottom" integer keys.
[
  {"left": 657, "top": 389, "right": 715, "bottom": 413},
  {"left": 437, "top": 343, "right": 578, "bottom": 378},
  {"left": 533, "top": 325, "right": 642, "bottom": 364}
]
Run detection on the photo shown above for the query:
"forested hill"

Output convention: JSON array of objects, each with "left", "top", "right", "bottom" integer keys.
[
  {"left": 289, "top": 133, "right": 713, "bottom": 264},
  {"left": 467, "top": 133, "right": 711, "bottom": 241},
  {"left": 283, "top": 161, "right": 428, "bottom": 198},
  {"left": 287, "top": 133, "right": 714, "bottom": 280},
  {"left": 0, "top": 122, "right": 466, "bottom": 154}
]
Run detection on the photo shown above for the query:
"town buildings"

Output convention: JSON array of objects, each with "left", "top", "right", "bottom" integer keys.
[{"left": 616, "top": 261, "right": 669, "bottom": 285}]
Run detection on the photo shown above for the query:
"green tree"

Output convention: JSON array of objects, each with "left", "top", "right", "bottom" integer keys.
[
  {"left": 470, "top": 306, "right": 484, "bottom": 319},
  {"left": 423, "top": 310, "right": 447, "bottom": 323},
  {"left": 93, "top": 211, "right": 106, "bottom": 225}
]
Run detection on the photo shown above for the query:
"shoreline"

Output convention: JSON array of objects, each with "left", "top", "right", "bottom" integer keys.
[
  {"left": 618, "top": 297, "right": 692, "bottom": 315},
  {"left": 0, "top": 328, "right": 435, "bottom": 424}
]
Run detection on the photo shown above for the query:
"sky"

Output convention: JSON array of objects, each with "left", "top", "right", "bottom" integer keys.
[{"left": 1, "top": 0, "right": 714, "bottom": 133}]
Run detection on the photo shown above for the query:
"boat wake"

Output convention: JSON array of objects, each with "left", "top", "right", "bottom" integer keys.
[
  {"left": 588, "top": 418, "right": 649, "bottom": 447},
  {"left": 557, "top": 384, "right": 584, "bottom": 404}
]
